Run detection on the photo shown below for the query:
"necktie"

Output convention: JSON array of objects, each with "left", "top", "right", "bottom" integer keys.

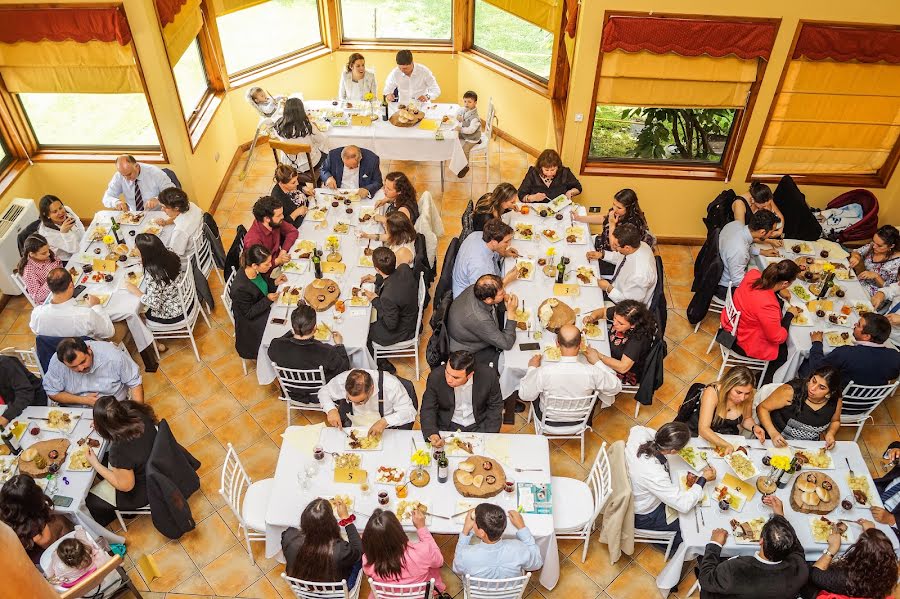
[
  {"left": 610, "top": 255, "right": 627, "bottom": 283},
  {"left": 133, "top": 180, "right": 144, "bottom": 211},
  {"left": 889, "top": 302, "right": 900, "bottom": 315},
  {"left": 882, "top": 477, "right": 900, "bottom": 511}
]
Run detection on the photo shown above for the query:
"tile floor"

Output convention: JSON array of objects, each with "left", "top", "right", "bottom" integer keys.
[{"left": 1, "top": 139, "right": 898, "bottom": 599}]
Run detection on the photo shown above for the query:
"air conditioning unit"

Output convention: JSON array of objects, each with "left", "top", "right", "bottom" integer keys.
[{"left": 0, "top": 198, "right": 39, "bottom": 295}]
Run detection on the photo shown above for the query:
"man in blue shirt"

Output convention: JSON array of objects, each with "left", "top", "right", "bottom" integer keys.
[
  {"left": 452, "top": 218, "right": 519, "bottom": 298},
  {"left": 453, "top": 503, "right": 543, "bottom": 580},
  {"left": 717, "top": 210, "right": 780, "bottom": 297}
]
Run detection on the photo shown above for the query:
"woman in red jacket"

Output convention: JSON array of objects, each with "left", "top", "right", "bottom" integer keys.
[{"left": 720, "top": 260, "right": 801, "bottom": 384}]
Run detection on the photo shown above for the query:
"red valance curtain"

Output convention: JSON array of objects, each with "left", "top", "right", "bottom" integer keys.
[
  {"left": 601, "top": 16, "right": 777, "bottom": 60},
  {"left": 793, "top": 25, "right": 900, "bottom": 64},
  {"left": 156, "top": 0, "right": 190, "bottom": 27},
  {"left": 0, "top": 8, "right": 132, "bottom": 46}
]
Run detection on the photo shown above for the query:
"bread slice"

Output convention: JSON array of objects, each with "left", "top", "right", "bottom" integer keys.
[
  {"left": 472, "top": 474, "right": 484, "bottom": 488},
  {"left": 458, "top": 461, "right": 476, "bottom": 473},
  {"left": 456, "top": 471, "right": 473, "bottom": 486}
]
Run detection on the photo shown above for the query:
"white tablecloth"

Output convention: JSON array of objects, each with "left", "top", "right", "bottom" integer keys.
[
  {"left": 305, "top": 100, "right": 468, "bottom": 173},
  {"left": 264, "top": 427, "right": 561, "bottom": 589},
  {"left": 498, "top": 205, "right": 612, "bottom": 399},
  {"left": 255, "top": 190, "right": 380, "bottom": 385},
  {"left": 657, "top": 436, "right": 899, "bottom": 590}
]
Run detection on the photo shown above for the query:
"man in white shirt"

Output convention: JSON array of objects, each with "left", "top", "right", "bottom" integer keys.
[
  {"left": 101, "top": 155, "right": 173, "bottom": 211},
  {"left": 871, "top": 283, "right": 900, "bottom": 347},
  {"left": 383, "top": 49, "right": 441, "bottom": 105},
  {"left": 519, "top": 325, "right": 622, "bottom": 425},
  {"left": 595, "top": 223, "right": 657, "bottom": 306},
  {"left": 718, "top": 210, "right": 780, "bottom": 296},
  {"left": 153, "top": 187, "right": 203, "bottom": 258},
  {"left": 318, "top": 369, "right": 417, "bottom": 435},
  {"left": 30, "top": 268, "right": 117, "bottom": 341}
]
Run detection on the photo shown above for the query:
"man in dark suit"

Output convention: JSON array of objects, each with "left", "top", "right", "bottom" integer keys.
[
  {"left": 362, "top": 247, "right": 419, "bottom": 373},
  {"left": 446, "top": 274, "right": 518, "bottom": 368},
  {"left": 267, "top": 304, "right": 350, "bottom": 404},
  {"left": 872, "top": 441, "right": 900, "bottom": 541},
  {"left": 420, "top": 350, "right": 503, "bottom": 445},
  {"left": 320, "top": 145, "right": 383, "bottom": 199},
  {"left": 801, "top": 313, "right": 900, "bottom": 386}
]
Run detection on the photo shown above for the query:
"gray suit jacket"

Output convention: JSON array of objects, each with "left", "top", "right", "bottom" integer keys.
[{"left": 446, "top": 286, "right": 517, "bottom": 353}]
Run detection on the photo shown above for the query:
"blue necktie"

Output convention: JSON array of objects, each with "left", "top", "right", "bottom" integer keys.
[
  {"left": 883, "top": 478, "right": 900, "bottom": 512},
  {"left": 889, "top": 302, "right": 900, "bottom": 315}
]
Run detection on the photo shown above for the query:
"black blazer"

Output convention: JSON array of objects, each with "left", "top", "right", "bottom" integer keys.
[
  {"left": 146, "top": 420, "right": 201, "bottom": 539},
  {"left": 420, "top": 363, "right": 503, "bottom": 441},
  {"left": 230, "top": 268, "right": 275, "bottom": 359},
  {"left": 875, "top": 440, "right": 900, "bottom": 540},
  {"left": 270, "top": 183, "right": 305, "bottom": 228},
  {"left": 369, "top": 264, "right": 419, "bottom": 346},
  {"left": 0, "top": 356, "right": 46, "bottom": 421},
  {"left": 267, "top": 334, "right": 350, "bottom": 402},
  {"left": 698, "top": 532, "right": 808, "bottom": 599},
  {"left": 517, "top": 166, "right": 582, "bottom": 202}
]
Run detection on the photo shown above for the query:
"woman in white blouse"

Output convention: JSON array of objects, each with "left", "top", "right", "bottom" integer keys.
[
  {"left": 272, "top": 97, "right": 328, "bottom": 183},
  {"left": 339, "top": 53, "right": 377, "bottom": 102},
  {"left": 152, "top": 188, "right": 202, "bottom": 259},
  {"left": 37, "top": 195, "right": 84, "bottom": 261}
]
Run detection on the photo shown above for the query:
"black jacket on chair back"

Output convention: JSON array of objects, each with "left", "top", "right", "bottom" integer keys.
[
  {"left": 370, "top": 264, "right": 419, "bottom": 347},
  {"left": 147, "top": 420, "right": 201, "bottom": 539}
]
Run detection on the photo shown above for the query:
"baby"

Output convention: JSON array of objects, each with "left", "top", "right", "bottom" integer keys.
[
  {"left": 46, "top": 527, "right": 106, "bottom": 588},
  {"left": 248, "top": 87, "right": 282, "bottom": 118}
]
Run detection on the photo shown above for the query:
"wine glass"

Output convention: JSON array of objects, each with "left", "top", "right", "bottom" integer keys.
[{"left": 334, "top": 300, "right": 346, "bottom": 323}]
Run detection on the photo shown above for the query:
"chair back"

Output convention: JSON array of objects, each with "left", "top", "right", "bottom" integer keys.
[
  {"left": 369, "top": 578, "right": 434, "bottom": 599},
  {"left": 414, "top": 271, "right": 426, "bottom": 338},
  {"left": 222, "top": 271, "right": 237, "bottom": 327},
  {"left": 219, "top": 443, "right": 254, "bottom": 528},
  {"left": 173, "top": 269, "right": 202, "bottom": 327},
  {"left": 537, "top": 392, "right": 598, "bottom": 432},
  {"left": 274, "top": 364, "right": 327, "bottom": 400},
  {"left": 16, "top": 218, "right": 40, "bottom": 255},
  {"left": 0, "top": 346, "right": 41, "bottom": 376},
  {"left": 282, "top": 572, "right": 362, "bottom": 599},
  {"left": 270, "top": 140, "right": 318, "bottom": 187},
  {"left": 191, "top": 226, "right": 215, "bottom": 277},
  {"left": 11, "top": 271, "right": 37, "bottom": 307},
  {"left": 587, "top": 442, "right": 613, "bottom": 522},
  {"left": 270, "top": 139, "right": 313, "bottom": 156},
  {"left": 58, "top": 553, "right": 125, "bottom": 599},
  {"left": 464, "top": 572, "right": 530, "bottom": 599},
  {"left": 723, "top": 286, "right": 741, "bottom": 335},
  {"left": 484, "top": 97, "right": 496, "bottom": 140},
  {"left": 840, "top": 380, "right": 900, "bottom": 421}
]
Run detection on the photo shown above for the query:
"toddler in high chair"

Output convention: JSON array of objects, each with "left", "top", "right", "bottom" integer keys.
[
  {"left": 249, "top": 87, "right": 284, "bottom": 118},
  {"left": 45, "top": 527, "right": 106, "bottom": 588}
]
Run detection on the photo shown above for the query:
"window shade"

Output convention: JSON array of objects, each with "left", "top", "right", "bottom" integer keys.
[
  {"left": 210, "top": 0, "right": 268, "bottom": 17},
  {"left": 483, "top": 0, "right": 559, "bottom": 32},
  {"left": 754, "top": 60, "right": 900, "bottom": 175},
  {"left": 163, "top": 0, "right": 203, "bottom": 66}
]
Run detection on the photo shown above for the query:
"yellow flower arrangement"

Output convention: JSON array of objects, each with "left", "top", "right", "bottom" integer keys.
[
  {"left": 411, "top": 449, "right": 431, "bottom": 467},
  {"left": 363, "top": 92, "right": 375, "bottom": 101},
  {"left": 770, "top": 455, "right": 792, "bottom": 471},
  {"left": 546, "top": 247, "right": 556, "bottom": 257},
  {"left": 822, "top": 262, "right": 835, "bottom": 273},
  {"left": 102, "top": 235, "right": 115, "bottom": 245}
]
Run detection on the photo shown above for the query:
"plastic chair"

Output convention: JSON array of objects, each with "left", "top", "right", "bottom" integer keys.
[
  {"left": 369, "top": 578, "right": 434, "bottom": 599},
  {"left": 221, "top": 271, "right": 247, "bottom": 375},
  {"left": 532, "top": 392, "right": 599, "bottom": 463},
  {"left": 281, "top": 572, "right": 363, "bottom": 599},
  {"left": 0, "top": 346, "right": 41, "bottom": 376},
  {"left": 11, "top": 271, "right": 38, "bottom": 307},
  {"left": 220, "top": 442, "right": 274, "bottom": 564},
  {"left": 552, "top": 442, "right": 612, "bottom": 562},
  {"left": 715, "top": 287, "right": 769, "bottom": 381},
  {"left": 372, "top": 273, "right": 426, "bottom": 380},
  {"left": 273, "top": 364, "right": 327, "bottom": 425},
  {"left": 632, "top": 528, "right": 678, "bottom": 561},
  {"left": 191, "top": 226, "right": 224, "bottom": 285},
  {"left": 463, "top": 572, "right": 530, "bottom": 599},
  {"left": 840, "top": 380, "right": 900, "bottom": 441},
  {"left": 696, "top": 294, "right": 727, "bottom": 336},
  {"left": 146, "top": 270, "right": 210, "bottom": 362}
]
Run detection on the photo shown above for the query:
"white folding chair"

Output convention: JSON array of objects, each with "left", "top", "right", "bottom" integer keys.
[
  {"left": 632, "top": 528, "right": 678, "bottom": 561},
  {"left": 698, "top": 294, "right": 728, "bottom": 338},
  {"left": 222, "top": 271, "right": 248, "bottom": 375},
  {"left": 113, "top": 504, "right": 151, "bottom": 532},
  {"left": 463, "top": 572, "right": 530, "bottom": 599},
  {"left": 282, "top": 572, "right": 363, "bottom": 599},
  {"left": 715, "top": 286, "right": 769, "bottom": 381},
  {"left": 11, "top": 271, "right": 38, "bottom": 307},
  {"left": 369, "top": 578, "right": 434, "bottom": 599},
  {"left": 840, "top": 380, "right": 900, "bottom": 441},
  {"left": 191, "top": 226, "right": 224, "bottom": 285},
  {"left": 273, "top": 364, "right": 327, "bottom": 424},
  {"left": 372, "top": 273, "right": 426, "bottom": 380},
  {"left": 220, "top": 442, "right": 274, "bottom": 564},
  {"left": 467, "top": 96, "right": 496, "bottom": 187},
  {"left": 0, "top": 346, "right": 41, "bottom": 376},
  {"left": 618, "top": 384, "right": 641, "bottom": 419},
  {"left": 552, "top": 442, "right": 612, "bottom": 562},
  {"left": 146, "top": 269, "right": 210, "bottom": 362},
  {"left": 532, "top": 392, "right": 599, "bottom": 463}
]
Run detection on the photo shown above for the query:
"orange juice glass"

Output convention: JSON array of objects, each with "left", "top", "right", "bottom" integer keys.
[
  {"left": 395, "top": 484, "right": 408, "bottom": 498},
  {"left": 520, "top": 205, "right": 530, "bottom": 215}
]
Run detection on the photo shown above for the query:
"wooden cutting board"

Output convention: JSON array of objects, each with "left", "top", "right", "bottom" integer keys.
[
  {"left": 538, "top": 299, "right": 576, "bottom": 333},
  {"left": 19, "top": 439, "right": 70, "bottom": 478},
  {"left": 790, "top": 471, "right": 839, "bottom": 515},
  {"left": 389, "top": 109, "right": 425, "bottom": 127},
  {"left": 304, "top": 279, "right": 340, "bottom": 312},
  {"left": 453, "top": 455, "right": 506, "bottom": 498}
]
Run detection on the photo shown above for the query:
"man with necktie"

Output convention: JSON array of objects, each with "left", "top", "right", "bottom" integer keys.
[
  {"left": 872, "top": 442, "right": 900, "bottom": 541},
  {"left": 101, "top": 155, "right": 173, "bottom": 211}
]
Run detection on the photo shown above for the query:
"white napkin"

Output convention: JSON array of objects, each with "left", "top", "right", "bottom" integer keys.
[{"left": 281, "top": 423, "right": 325, "bottom": 453}]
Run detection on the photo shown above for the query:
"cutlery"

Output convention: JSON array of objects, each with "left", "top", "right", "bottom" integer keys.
[
  {"left": 838, "top": 519, "right": 862, "bottom": 526},
  {"left": 423, "top": 511, "right": 450, "bottom": 520},
  {"left": 353, "top": 509, "right": 371, "bottom": 518},
  {"left": 513, "top": 467, "right": 544, "bottom": 473},
  {"left": 450, "top": 509, "right": 474, "bottom": 519},
  {"left": 699, "top": 508, "right": 706, "bottom": 527},
  {"left": 694, "top": 509, "right": 700, "bottom": 533},
  {"left": 846, "top": 457, "right": 855, "bottom": 477}
]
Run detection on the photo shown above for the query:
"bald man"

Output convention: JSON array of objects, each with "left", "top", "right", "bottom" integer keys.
[
  {"left": 320, "top": 145, "right": 383, "bottom": 199},
  {"left": 101, "top": 154, "right": 173, "bottom": 211}
]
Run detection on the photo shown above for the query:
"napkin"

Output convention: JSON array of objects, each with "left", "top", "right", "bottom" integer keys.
[
  {"left": 282, "top": 423, "right": 325, "bottom": 453},
  {"left": 485, "top": 437, "right": 511, "bottom": 466},
  {"left": 816, "top": 239, "right": 850, "bottom": 260},
  {"left": 418, "top": 119, "right": 439, "bottom": 131}
]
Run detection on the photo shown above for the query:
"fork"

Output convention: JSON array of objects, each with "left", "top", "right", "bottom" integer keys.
[{"left": 846, "top": 457, "right": 855, "bottom": 477}]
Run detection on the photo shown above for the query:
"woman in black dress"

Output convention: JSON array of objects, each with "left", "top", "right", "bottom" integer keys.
[
  {"left": 577, "top": 188, "right": 655, "bottom": 251},
  {"left": 282, "top": 497, "right": 362, "bottom": 587},
  {"left": 517, "top": 149, "right": 581, "bottom": 203},
  {"left": 230, "top": 244, "right": 286, "bottom": 360},
  {"left": 802, "top": 523, "right": 897, "bottom": 599},
  {"left": 681, "top": 366, "right": 766, "bottom": 452},
  {"left": 84, "top": 396, "right": 158, "bottom": 526},
  {"left": 731, "top": 182, "right": 785, "bottom": 240},
  {"left": 757, "top": 365, "right": 843, "bottom": 449},
  {"left": 374, "top": 171, "right": 419, "bottom": 225},
  {"left": 587, "top": 300, "right": 656, "bottom": 386},
  {"left": 270, "top": 164, "right": 309, "bottom": 227},
  {"left": 0, "top": 475, "right": 73, "bottom": 562}
]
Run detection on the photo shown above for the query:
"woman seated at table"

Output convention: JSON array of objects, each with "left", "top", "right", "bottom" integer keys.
[
  {"left": 374, "top": 172, "right": 419, "bottom": 225},
  {"left": 362, "top": 508, "right": 448, "bottom": 599},
  {"left": 517, "top": 149, "right": 581, "bottom": 203},
  {"left": 83, "top": 396, "right": 157, "bottom": 526},
  {"left": 37, "top": 195, "right": 85, "bottom": 262},
  {"left": 585, "top": 300, "right": 657, "bottom": 387},
  {"left": 732, "top": 182, "right": 785, "bottom": 241},
  {"left": 757, "top": 365, "right": 843, "bottom": 448},
  {"left": 801, "top": 522, "right": 897, "bottom": 599},
  {"left": 272, "top": 97, "right": 328, "bottom": 185},
  {"left": 283, "top": 497, "right": 362, "bottom": 586},
  {"left": 722, "top": 260, "right": 802, "bottom": 385},
  {"left": 625, "top": 422, "right": 715, "bottom": 552},
  {"left": 361, "top": 212, "right": 416, "bottom": 266},
  {"left": 271, "top": 164, "right": 309, "bottom": 228},
  {"left": 0, "top": 475, "right": 74, "bottom": 562},
  {"left": 153, "top": 188, "right": 203, "bottom": 259},
  {"left": 576, "top": 188, "right": 656, "bottom": 253},
  {"left": 339, "top": 53, "right": 377, "bottom": 102},
  {"left": 471, "top": 182, "right": 518, "bottom": 233},
  {"left": 16, "top": 233, "right": 62, "bottom": 304},
  {"left": 849, "top": 224, "right": 900, "bottom": 296},
  {"left": 230, "top": 244, "right": 287, "bottom": 361},
  {"left": 680, "top": 366, "right": 766, "bottom": 452}
]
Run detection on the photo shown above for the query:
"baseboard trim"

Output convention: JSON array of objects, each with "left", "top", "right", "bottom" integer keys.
[
  {"left": 494, "top": 127, "right": 540, "bottom": 158},
  {"left": 657, "top": 236, "right": 704, "bottom": 246},
  {"left": 209, "top": 141, "right": 253, "bottom": 215}
]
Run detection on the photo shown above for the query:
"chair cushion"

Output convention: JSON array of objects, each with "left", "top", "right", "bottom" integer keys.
[
  {"left": 551, "top": 476, "right": 593, "bottom": 531},
  {"left": 242, "top": 478, "right": 274, "bottom": 532}
]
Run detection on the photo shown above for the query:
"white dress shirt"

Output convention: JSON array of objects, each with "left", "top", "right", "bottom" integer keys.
[
  {"left": 29, "top": 298, "right": 115, "bottom": 340},
  {"left": 602, "top": 242, "right": 657, "bottom": 305},
  {"left": 718, "top": 220, "right": 759, "bottom": 288},
  {"left": 340, "top": 166, "right": 361, "bottom": 190},
  {"left": 37, "top": 207, "right": 85, "bottom": 261},
  {"left": 625, "top": 426, "right": 704, "bottom": 515},
  {"left": 339, "top": 69, "right": 378, "bottom": 101},
  {"left": 450, "top": 377, "right": 476, "bottom": 427},
  {"left": 383, "top": 64, "right": 441, "bottom": 105},
  {"left": 518, "top": 355, "right": 622, "bottom": 408},
  {"left": 168, "top": 201, "right": 204, "bottom": 258},
  {"left": 317, "top": 369, "right": 416, "bottom": 428},
  {"left": 101, "top": 163, "right": 173, "bottom": 211}
]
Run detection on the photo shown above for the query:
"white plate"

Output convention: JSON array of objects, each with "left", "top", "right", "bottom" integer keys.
[
  {"left": 569, "top": 266, "right": 597, "bottom": 287},
  {"left": 445, "top": 434, "right": 485, "bottom": 457},
  {"left": 282, "top": 260, "right": 308, "bottom": 275},
  {"left": 374, "top": 466, "right": 406, "bottom": 485},
  {"left": 824, "top": 330, "right": 854, "bottom": 348},
  {"left": 547, "top": 195, "right": 572, "bottom": 213},
  {"left": 395, "top": 500, "right": 431, "bottom": 525},
  {"left": 564, "top": 226, "right": 586, "bottom": 245},
  {"left": 679, "top": 473, "right": 709, "bottom": 506},
  {"left": 43, "top": 410, "right": 80, "bottom": 434},
  {"left": 513, "top": 224, "right": 535, "bottom": 242},
  {"left": 514, "top": 260, "right": 535, "bottom": 281},
  {"left": 66, "top": 449, "right": 92, "bottom": 472},
  {"left": 453, "top": 499, "right": 479, "bottom": 523},
  {"left": 810, "top": 516, "right": 855, "bottom": 544},
  {"left": 731, "top": 517, "right": 766, "bottom": 544},
  {"left": 0, "top": 455, "right": 18, "bottom": 483},
  {"left": 723, "top": 452, "right": 758, "bottom": 481},
  {"left": 358, "top": 254, "right": 375, "bottom": 268},
  {"left": 345, "top": 429, "right": 383, "bottom": 451}
]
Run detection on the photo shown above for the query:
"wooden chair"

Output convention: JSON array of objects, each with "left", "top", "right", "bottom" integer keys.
[
  {"left": 59, "top": 553, "right": 140, "bottom": 599},
  {"left": 270, "top": 139, "right": 319, "bottom": 187}
]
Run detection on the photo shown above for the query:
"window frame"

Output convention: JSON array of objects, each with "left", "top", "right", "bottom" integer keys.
[
  {"left": 335, "top": 0, "right": 455, "bottom": 47},
  {"left": 469, "top": 0, "right": 554, "bottom": 85},
  {"left": 580, "top": 11, "right": 778, "bottom": 181},
  {"left": 746, "top": 19, "right": 900, "bottom": 188}
]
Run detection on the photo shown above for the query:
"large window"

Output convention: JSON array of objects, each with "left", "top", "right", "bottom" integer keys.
[
  {"left": 473, "top": 0, "right": 552, "bottom": 81},
  {"left": 172, "top": 38, "right": 210, "bottom": 119},
  {"left": 18, "top": 93, "right": 160, "bottom": 148},
  {"left": 217, "top": 0, "right": 321, "bottom": 74},
  {"left": 0, "top": 139, "right": 10, "bottom": 172},
  {"left": 340, "top": 0, "right": 452, "bottom": 41}
]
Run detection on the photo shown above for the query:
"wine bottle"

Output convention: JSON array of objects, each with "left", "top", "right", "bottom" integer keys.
[
  {"left": 110, "top": 217, "right": 122, "bottom": 245},
  {"left": 816, "top": 271, "right": 835, "bottom": 300},
  {"left": 556, "top": 259, "right": 565, "bottom": 284},
  {"left": 1, "top": 426, "right": 21, "bottom": 456},
  {"left": 382, "top": 96, "right": 389, "bottom": 121},
  {"left": 312, "top": 249, "right": 323, "bottom": 279},
  {"left": 437, "top": 451, "right": 448, "bottom": 483}
]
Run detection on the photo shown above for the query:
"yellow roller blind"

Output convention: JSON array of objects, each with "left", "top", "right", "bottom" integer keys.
[
  {"left": 483, "top": 0, "right": 559, "bottom": 32},
  {"left": 755, "top": 60, "right": 900, "bottom": 175},
  {"left": 0, "top": 39, "right": 141, "bottom": 93},
  {"left": 163, "top": 0, "right": 203, "bottom": 66},
  {"left": 210, "top": 0, "right": 267, "bottom": 17},
  {"left": 597, "top": 49, "right": 758, "bottom": 109}
]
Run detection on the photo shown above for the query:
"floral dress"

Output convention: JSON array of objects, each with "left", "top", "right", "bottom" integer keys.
[
  {"left": 140, "top": 266, "right": 189, "bottom": 322},
  {"left": 856, "top": 242, "right": 900, "bottom": 294}
]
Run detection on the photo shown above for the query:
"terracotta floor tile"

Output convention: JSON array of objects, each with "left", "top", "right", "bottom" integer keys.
[
  {"left": 592, "top": 406, "right": 637, "bottom": 444},
  {"left": 655, "top": 376, "right": 687, "bottom": 408},
  {"left": 238, "top": 436, "right": 280, "bottom": 481},
  {"left": 657, "top": 244, "right": 694, "bottom": 265},
  {"left": 194, "top": 391, "right": 245, "bottom": 430},
  {"left": 201, "top": 543, "right": 265, "bottom": 596},
  {"left": 558, "top": 428, "right": 607, "bottom": 465},
  {"left": 250, "top": 396, "right": 290, "bottom": 433},
  {"left": 678, "top": 331, "right": 717, "bottom": 363},
  {"left": 613, "top": 393, "right": 662, "bottom": 425},
  {"left": 664, "top": 346, "right": 707, "bottom": 383},
  {"left": 266, "top": 564, "right": 295, "bottom": 599},
  {"left": 645, "top": 406, "right": 678, "bottom": 430},
  {"left": 665, "top": 261, "right": 695, "bottom": 287},
  {"left": 861, "top": 425, "right": 899, "bottom": 459},
  {"left": 665, "top": 311, "right": 695, "bottom": 343},
  {"left": 213, "top": 411, "right": 266, "bottom": 452},
  {"left": 188, "top": 489, "right": 216, "bottom": 522},
  {"left": 542, "top": 555, "right": 602, "bottom": 598},
  {"left": 669, "top": 285, "right": 694, "bottom": 311},
  {"left": 171, "top": 572, "right": 216, "bottom": 595},
  {"left": 197, "top": 328, "right": 235, "bottom": 362},
  {"left": 180, "top": 511, "right": 238, "bottom": 568},
  {"left": 239, "top": 575, "right": 284, "bottom": 599},
  {"left": 147, "top": 541, "right": 199, "bottom": 592},
  {"left": 0, "top": 308, "right": 20, "bottom": 334},
  {"left": 228, "top": 370, "right": 278, "bottom": 408},
  {"left": 121, "top": 514, "right": 170, "bottom": 556},
  {"left": 188, "top": 433, "right": 228, "bottom": 478},
  {"left": 146, "top": 385, "right": 189, "bottom": 421},
  {"left": 141, "top": 370, "right": 171, "bottom": 399},
  {"left": 573, "top": 532, "right": 630, "bottom": 588},
  {"left": 605, "top": 561, "right": 664, "bottom": 599},
  {"left": 200, "top": 465, "right": 227, "bottom": 509},
  {"left": 168, "top": 408, "right": 211, "bottom": 446},
  {"left": 633, "top": 542, "right": 668, "bottom": 577},
  {"left": 174, "top": 365, "right": 227, "bottom": 405},
  {"left": 209, "top": 352, "right": 254, "bottom": 386},
  {"left": 549, "top": 447, "right": 588, "bottom": 480},
  {"left": 159, "top": 346, "right": 204, "bottom": 382}
]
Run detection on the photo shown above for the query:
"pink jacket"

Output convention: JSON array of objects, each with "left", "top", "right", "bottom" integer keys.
[{"left": 362, "top": 527, "right": 445, "bottom": 598}]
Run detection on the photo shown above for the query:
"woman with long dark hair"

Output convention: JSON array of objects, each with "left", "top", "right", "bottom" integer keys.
[
  {"left": 578, "top": 188, "right": 655, "bottom": 254},
  {"left": 125, "top": 234, "right": 189, "bottom": 344},
  {"left": 362, "top": 508, "right": 447, "bottom": 598},
  {"left": 849, "top": 224, "right": 900, "bottom": 296},
  {"left": 374, "top": 172, "right": 419, "bottom": 224},
  {"left": 802, "top": 522, "right": 898, "bottom": 599},
  {"left": 586, "top": 300, "right": 657, "bottom": 386},
  {"left": 472, "top": 182, "right": 518, "bottom": 233},
  {"left": 625, "top": 422, "right": 714, "bottom": 552},
  {"left": 230, "top": 244, "right": 286, "bottom": 359},
  {"left": 361, "top": 211, "right": 417, "bottom": 266},
  {"left": 0, "top": 475, "right": 73, "bottom": 562},
  {"left": 16, "top": 233, "right": 61, "bottom": 304},
  {"left": 517, "top": 148, "right": 581, "bottom": 203},
  {"left": 37, "top": 195, "right": 85, "bottom": 261},
  {"left": 282, "top": 498, "right": 362, "bottom": 585},
  {"left": 732, "top": 182, "right": 785, "bottom": 241},
  {"left": 757, "top": 365, "right": 843, "bottom": 448},
  {"left": 273, "top": 97, "right": 327, "bottom": 183},
  {"left": 270, "top": 164, "right": 309, "bottom": 227}
]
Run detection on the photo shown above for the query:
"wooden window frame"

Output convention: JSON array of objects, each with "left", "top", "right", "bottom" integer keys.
[
  {"left": 334, "top": 0, "right": 454, "bottom": 47},
  {"left": 746, "top": 20, "right": 900, "bottom": 189},
  {"left": 580, "top": 11, "right": 778, "bottom": 181}
]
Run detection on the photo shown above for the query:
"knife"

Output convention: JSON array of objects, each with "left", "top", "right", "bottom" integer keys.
[{"left": 423, "top": 511, "right": 450, "bottom": 520}]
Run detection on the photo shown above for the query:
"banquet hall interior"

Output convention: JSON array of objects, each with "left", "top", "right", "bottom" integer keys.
[{"left": 0, "top": 0, "right": 900, "bottom": 598}]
